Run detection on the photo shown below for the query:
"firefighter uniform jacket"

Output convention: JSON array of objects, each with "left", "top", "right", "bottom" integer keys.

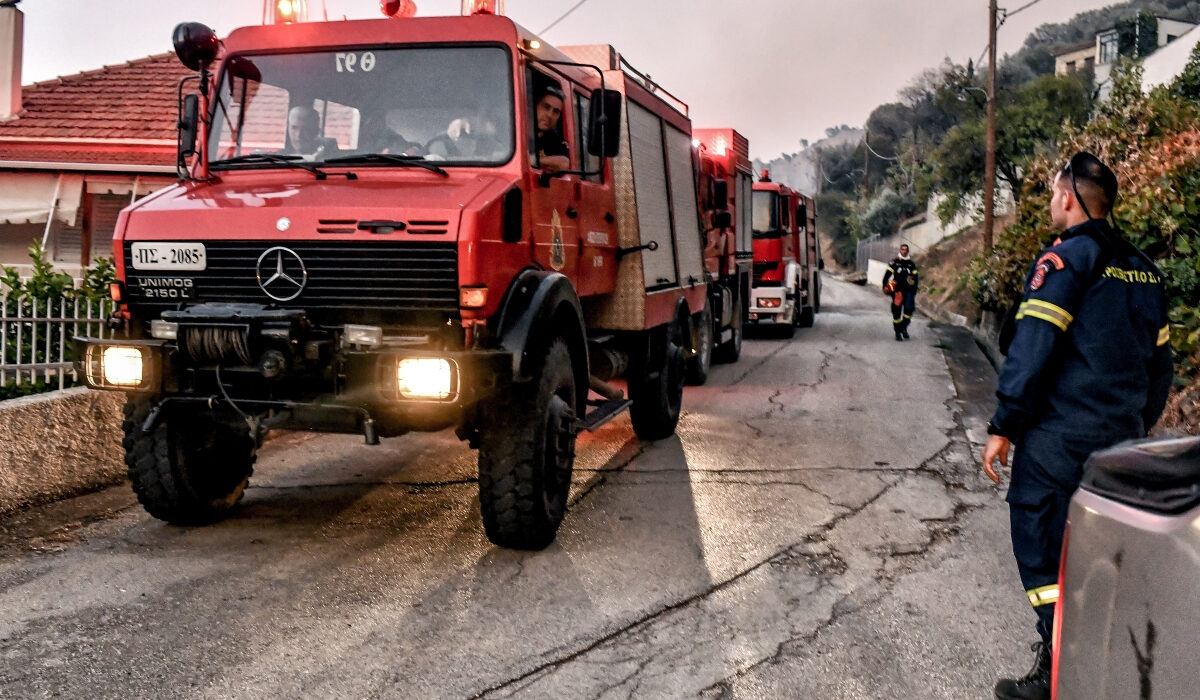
[
  {"left": 989, "top": 219, "right": 1173, "bottom": 443},
  {"left": 882, "top": 257, "right": 919, "bottom": 293}
]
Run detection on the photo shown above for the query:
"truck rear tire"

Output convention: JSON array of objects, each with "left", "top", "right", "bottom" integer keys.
[
  {"left": 477, "top": 338, "right": 578, "bottom": 550},
  {"left": 630, "top": 323, "right": 685, "bottom": 440},
  {"left": 715, "top": 297, "right": 743, "bottom": 364},
  {"left": 797, "top": 303, "right": 815, "bottom": 328},
  {"left": 123, "top": 396, "right": 256, "bottom": 525},
  {"left": 685, "top": 303, "right": 712, "bottom": 386}
]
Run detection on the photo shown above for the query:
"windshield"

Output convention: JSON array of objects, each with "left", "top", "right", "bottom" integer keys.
[
  {"left": 208, "top": 46, "right": 514, "bottom": 168},
  {"left": 752, "top": 191, "right": 779, "bottom": 235}
]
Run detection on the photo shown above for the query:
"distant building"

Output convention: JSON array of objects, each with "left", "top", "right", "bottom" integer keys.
[
  {"left": 1053, "top": 41, "right": 1097, "bottom": 76},
  {"left": 0, "top": 3, "right": 186, "bottom": 279},
  {"left": 1142, "top": 23, "right": 1200, "bottom": 91},
  {"left": 1054, "top": 15, "right": 1199, "bottom": 98}
]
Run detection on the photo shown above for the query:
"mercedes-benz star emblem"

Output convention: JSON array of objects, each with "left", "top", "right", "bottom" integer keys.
[{"left": 256, "top": 247, "right": 308, "bottom": 302}]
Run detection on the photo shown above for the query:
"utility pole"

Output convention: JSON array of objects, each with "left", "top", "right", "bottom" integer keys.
[{"left": 984, "top": 0, "right": 998, "bottom": 254}]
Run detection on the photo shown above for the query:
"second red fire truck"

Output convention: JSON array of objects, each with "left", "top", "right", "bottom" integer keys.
[{"left": 748, "top": 173, "right": 821, "bottom": 336}]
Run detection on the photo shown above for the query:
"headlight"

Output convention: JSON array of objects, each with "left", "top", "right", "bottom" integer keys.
[
  {"left": 395, "top": 358, "right": 457, "bottom": 400},
  {"left": 758, "top": 298, "right": 781, "bottom": 309},
  {"left": 85, "top": 345, "right": 146, "bottom": 388}
]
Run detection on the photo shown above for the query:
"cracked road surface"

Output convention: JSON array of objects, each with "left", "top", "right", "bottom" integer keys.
[{"left": 0, "top": 277, "right": 1033, "bottom": 698}]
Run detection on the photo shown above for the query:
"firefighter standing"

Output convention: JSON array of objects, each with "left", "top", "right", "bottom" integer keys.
[
  {"left": 881, "top": 244, "right": 918, "bottom": 340},
  {"left": 981, "top": 152, "right": 1173, "bottom": 700}
]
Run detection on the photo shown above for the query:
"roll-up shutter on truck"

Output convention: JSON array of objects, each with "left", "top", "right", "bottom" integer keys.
[
  {"left": 627, "top": 100, "right": 678, "bottom": 289},
  {"left": 664, "top": 125, "right": 705, "bottom": 286}
]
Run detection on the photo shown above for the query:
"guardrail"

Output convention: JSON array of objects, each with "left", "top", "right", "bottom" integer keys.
[{"left": 1, "top": 294, "right": 116, "bottom": 391}]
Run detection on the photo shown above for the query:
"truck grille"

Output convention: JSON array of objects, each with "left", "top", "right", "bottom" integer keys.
[{"left": 124, "top": 241, "right": 459, "bottom": 325}]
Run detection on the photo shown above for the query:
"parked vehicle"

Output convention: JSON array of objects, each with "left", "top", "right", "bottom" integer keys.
[
  {"left": 748, "top": 172, "right": 821, "bottom": 337},
  {"left": 1053, "top": 434, "right": 1200, "bottom": 699},
  {"left": 75, "top": 4, "right": 709, "bottom": 550},
  {"left": 687, "top": 127, "right": 754, "bottom": 380}
]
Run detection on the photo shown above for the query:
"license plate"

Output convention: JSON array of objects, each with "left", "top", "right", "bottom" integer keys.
[
  {"left": 138, "top": 277, "right": 195, "bottom": 300},
  {"left": 130, "top": 242, "right": 206, "bottom": 271}
]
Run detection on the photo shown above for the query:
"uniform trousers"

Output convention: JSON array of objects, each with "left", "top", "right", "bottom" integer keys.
[
  {"left": 1007, "top": 428, "right": 1118, "bottom": 643},
  {"left": 891, "top": 291, "right": 916, "bottom": 334}
]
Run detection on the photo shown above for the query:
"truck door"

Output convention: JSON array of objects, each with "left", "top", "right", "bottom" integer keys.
[
  {"left": 572, "top": 89, "right": 617, "bottom": 297},
  {"left": 526, "top": 72, "right": 579, "bottom": 279}
]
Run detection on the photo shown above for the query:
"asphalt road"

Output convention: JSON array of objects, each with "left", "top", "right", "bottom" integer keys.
[{"left": 0, "top": 277, "right": 1035, "bottom": 698}]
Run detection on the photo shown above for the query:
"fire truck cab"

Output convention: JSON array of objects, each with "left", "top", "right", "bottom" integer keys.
[
  {"left": 748, "top": 174, "right": 820, "bottom": 336},
  {"left": 76, "top": 10, "right": 708, "bottom": 550}
]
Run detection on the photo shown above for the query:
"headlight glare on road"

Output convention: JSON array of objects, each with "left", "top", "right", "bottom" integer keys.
[
  {"left": 396, "top": 358, "right": 456, "bottom": 400},
  {"left": 100, "top": 346, "right": 144, "bottom": 387}
]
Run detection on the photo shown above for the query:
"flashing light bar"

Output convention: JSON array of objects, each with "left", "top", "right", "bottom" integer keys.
[
  {"left": 462, "top": 0, "right": 504, "bottom": 15},
  {"left": 381, "top": 0, "right": 418, "bottom": 18}
]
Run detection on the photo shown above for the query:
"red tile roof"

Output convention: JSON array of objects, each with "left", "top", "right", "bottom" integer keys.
[{"left": 0, "top": 52, "right": 192, "bottom": 169}]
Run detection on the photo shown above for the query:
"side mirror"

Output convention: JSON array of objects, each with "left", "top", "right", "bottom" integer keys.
[
  {"left": 179, "top": 94, "right": 200, "bottom": 159},
  {"left": 588, "top": 88, "right": 622, "bottom": 159},
  {"left": 712, "top": 211, "right": 732, "bottom": 229},
  {"left": 172, "top": 22, "right": 220, "bottom": 72},
  {"left": 712, "top": 179, "right": 729, "bottom": 211},
  {"left": 797, "top": 204, "right": 807, "bottom": 224},
  {"left": 819, "top": 258, "right": 826, "bottom": 271}
]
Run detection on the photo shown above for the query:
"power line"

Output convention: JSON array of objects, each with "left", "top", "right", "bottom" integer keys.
[
  {"left": 538, "top": 0, "right": 590, "bottom": 35},
  {"left": 1006, "top": 0, "right": 1044, "bottom": 19}
]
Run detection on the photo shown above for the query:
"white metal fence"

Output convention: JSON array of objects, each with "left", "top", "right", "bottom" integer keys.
[{"left": 1, "top": 294, "right": 116, "bottom": 390}]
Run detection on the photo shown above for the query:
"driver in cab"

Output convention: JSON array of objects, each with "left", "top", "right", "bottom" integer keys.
[
  {"left": 283, "top": 106, "right": 340, "bottom": 159},
  {"left": 533, "top": 85, "right": 569, "bottom": 174}
]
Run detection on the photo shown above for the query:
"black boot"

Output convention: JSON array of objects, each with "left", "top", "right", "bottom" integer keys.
[{"left": 995, "top": 642, "right": 1051, "bottom": 700}]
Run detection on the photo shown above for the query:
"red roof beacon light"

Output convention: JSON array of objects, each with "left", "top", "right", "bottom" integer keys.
[
  {"left": 381, "top": 0, "right": 418, "bottom": 18},
  {"left": 267, "top": 0, "right": 308, "bottom": 24},
  {"left": 462, "top": 0, "right": 504, "bottom": 15}
]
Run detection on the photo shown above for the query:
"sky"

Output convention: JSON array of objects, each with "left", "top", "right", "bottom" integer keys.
[{"left": 13, "top": 0, "right": 1124, "bottom": 160}]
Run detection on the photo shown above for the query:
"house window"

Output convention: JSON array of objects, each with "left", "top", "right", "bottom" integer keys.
[
  {"left": 1168, "top": 34, "right": 1179, "bottom": 43},
  {"left": 1066, "top": 61, "right": 1077, "bottom": 73},
  {"left": 1098, "top": 32, "right": 1119, "bottom": 64},
  {"left": 1085, "top": 57, "right": 1095, "bottom": 69}
]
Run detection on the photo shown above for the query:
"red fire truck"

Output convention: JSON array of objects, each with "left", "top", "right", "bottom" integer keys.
[
  {"left": 748, "top": 174, "right": 821, "bottom": 336},
  {"left": 686, "top": 128, "right": 754, "bottom": 381},
  {"left": 75, "top": 4, "right": 709, "bottom": 550}
]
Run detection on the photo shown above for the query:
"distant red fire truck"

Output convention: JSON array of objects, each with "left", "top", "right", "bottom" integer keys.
[
  {"left": 76, "top": 2, "right": 710, "bottom": 550},
  {"left": 685, "top": 128, "right": 754, "bottom": 380},
  {"left": 748, "top": 173, "right": 821, "bottom": 336}
]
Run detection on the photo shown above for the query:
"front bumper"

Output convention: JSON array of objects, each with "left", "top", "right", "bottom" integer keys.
[
  {"left": 75, "top": 336, "right": 514, "bottom": 435},
  {"left": 748, "top": 286, "right": 792, "bottom": 324}
]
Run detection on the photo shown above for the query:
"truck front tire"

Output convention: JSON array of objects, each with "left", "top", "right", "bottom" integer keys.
[
  {"left": 715, "top": 296, "right": 743, "bottom": 364},
  {"left": 477, "top": 338, "right": 578, "bottom": 550},
  {"left": 123, "top": 397, "right": 256, "bottom": 525},
  {"left": 630, "top": 323, "right": 685, "bottom": 440},
  {"left": 685, "top": 303, "right": 712, "bottom": 386}
]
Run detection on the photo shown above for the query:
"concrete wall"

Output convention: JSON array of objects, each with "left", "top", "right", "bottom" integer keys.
[{"left": 0, "top": 387, "right": 126, "bottom": 515}]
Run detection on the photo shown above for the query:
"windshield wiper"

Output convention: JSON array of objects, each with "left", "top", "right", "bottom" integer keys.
[
  {"left": 211, "top": 153, "right": 329, "bottom": 179},
  {"left": 324, "top": 153, "right": 449, "bottom": 177}
]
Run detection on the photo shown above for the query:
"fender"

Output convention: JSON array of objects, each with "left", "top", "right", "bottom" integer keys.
[
  {"left": 784, "top": 261, "right": 802, "bottom": 293},
  {"left": 494, "top": 269, "right": 589, "bottom": 401}
]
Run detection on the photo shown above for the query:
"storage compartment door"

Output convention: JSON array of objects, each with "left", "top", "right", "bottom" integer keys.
[
  {"left": 737, "top": 173, "right": 753, "bottom": 257},
  {"left": 664, "top": 125, "right": 704, "bottom": 286},
  {"left": 627, "top": 100, "right": 677, "bottom": 289}
]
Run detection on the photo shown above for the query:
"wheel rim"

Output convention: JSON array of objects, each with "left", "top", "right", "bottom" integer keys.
[
  {"left": 541, "top": 392, "right": 576, "bottom": 520},
  {"left": 698, "top": 312, "right": 712, "bottom": 369}
]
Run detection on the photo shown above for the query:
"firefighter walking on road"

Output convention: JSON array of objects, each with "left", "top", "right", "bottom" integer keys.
[
  {"left": 981, "top": 153, "right": 1173, "bottom": 700},
  {"left": 881, "top": 244, "right": 918, "bottom": 340}
]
